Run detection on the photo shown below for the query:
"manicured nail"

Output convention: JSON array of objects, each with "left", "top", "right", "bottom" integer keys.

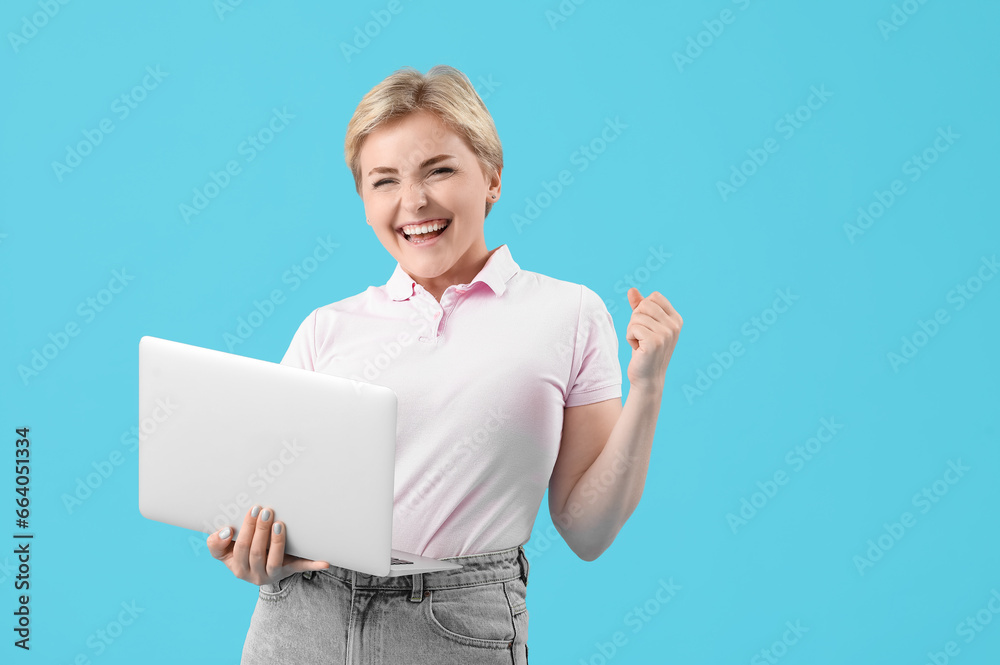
[
  {"left": 251, "top": 505, "right": 260, "bottom": 518},
  {"left": 261, "top": 509, "right": 271, "bottom": 521},
  {"left": 219, "top": 527, "right": 231, "bottom": 540},
  {"left": 273, "top": 523, "right": 282, "bottom": 535}
]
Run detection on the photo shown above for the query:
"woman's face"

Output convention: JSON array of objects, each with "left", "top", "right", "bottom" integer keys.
[{"left": 358, "top": 110, "right": 500, "bottom": 283}]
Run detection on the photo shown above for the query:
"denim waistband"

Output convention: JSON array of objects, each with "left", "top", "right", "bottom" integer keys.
[{"left": 316, "top": 544, "right": 530, "bottom": 599}]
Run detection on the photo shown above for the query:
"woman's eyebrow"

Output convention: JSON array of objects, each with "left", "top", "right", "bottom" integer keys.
[{"left": 368, "top": 154, "right": 455, "bottom": 176}]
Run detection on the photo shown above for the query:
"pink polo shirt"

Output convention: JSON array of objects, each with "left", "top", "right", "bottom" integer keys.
[{"left": 279, "top": 243, "right": 622, "bottom": 558}]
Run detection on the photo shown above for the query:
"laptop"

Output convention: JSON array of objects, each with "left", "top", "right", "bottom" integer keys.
[{"left": 137, "top": 335, "right": 462, "bottom": 577}]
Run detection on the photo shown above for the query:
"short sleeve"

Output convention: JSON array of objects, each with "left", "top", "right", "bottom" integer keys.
[
  {"left": 280, "top": 309, "right": 318, "bottom": 370},
  {"left": 565, "top": 285, "right": 623, "bottom": 407}
]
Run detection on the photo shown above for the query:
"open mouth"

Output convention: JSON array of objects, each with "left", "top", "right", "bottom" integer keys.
[{"left": 399, "top": 219, "right": 451, "bottom": 244}]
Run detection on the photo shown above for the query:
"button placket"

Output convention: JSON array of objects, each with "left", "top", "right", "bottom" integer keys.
[{"left": 415, "top": 291, "right": 444, "bottom": 342}]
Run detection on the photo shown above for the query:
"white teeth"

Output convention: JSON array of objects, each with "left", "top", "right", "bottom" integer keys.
[{"left": 402, "top": 220, "right": 448, "bottom": 235}]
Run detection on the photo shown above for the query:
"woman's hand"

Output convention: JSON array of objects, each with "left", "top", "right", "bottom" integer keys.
[
  {"left": 206, "top": 504, "right": 330, "bottom": 586},
  {"left": 625, "top": 288, "right": 683, "bottom": 394}
]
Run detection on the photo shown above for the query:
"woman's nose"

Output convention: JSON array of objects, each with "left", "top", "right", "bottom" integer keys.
[{"left": 401, "top": 181, "right": 427, "bottom": 210}]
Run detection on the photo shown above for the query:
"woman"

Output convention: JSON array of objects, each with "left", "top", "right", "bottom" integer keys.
[{"left": 206, "top": 65, "right": 683, "bottom": 663}]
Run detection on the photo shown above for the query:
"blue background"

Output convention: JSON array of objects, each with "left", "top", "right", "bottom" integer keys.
[{"left": 2, "top": 1, "right": 998, "bottom": 663}]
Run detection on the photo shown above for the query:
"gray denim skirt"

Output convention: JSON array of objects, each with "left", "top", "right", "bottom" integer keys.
[{"left": 241, "top": 544, "right": 530, "bottom": 664}]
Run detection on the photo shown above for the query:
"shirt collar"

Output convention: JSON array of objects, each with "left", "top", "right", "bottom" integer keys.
[{"left": 385, "top": 244, "right": 520, "bottom": 302}]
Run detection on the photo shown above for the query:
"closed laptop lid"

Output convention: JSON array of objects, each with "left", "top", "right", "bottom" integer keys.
[{"left": 137, "top": 335, "right": 399, "bottom": 576}]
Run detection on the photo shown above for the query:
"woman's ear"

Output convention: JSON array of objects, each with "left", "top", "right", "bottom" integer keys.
[{"left": 487, "top": 167, "right": 502, "bottom": 201}]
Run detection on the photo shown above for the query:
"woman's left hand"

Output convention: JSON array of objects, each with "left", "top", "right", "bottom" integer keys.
[{"left": 624, "top": 288, "right": 683, "bottom": 394}]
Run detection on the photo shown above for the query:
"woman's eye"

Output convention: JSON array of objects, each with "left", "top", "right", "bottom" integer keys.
[{"left": 372, "top": 169, "right": 450, "bottom": 189}]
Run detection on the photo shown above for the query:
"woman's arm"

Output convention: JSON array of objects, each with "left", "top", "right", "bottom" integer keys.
[
  {"left": 548, "top": 387, "right": 660, "bottom": 561},
  {"left": 547, "top": 288, "right": 681, "bottom": 561}
]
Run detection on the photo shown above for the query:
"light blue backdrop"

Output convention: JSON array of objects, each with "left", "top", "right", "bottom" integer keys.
[{"left": 2, "top": 1, "right": 998, "bottom": 663}]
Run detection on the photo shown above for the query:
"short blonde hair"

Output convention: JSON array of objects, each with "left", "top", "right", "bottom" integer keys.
[{"left": 345, "top": 65, "right": 503, "bottom": 217}]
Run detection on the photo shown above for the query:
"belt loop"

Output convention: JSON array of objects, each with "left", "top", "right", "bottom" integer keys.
[
  {"left": 409, "top": 572, "right": 424, "bottom": 603},
  {"left": 518, "top": 545, "right": 529, "bottom": 587}
]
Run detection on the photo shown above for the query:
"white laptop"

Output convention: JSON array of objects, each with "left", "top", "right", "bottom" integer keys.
[{"left": 137, "top": 335, "right": 462, "bottom": 577}]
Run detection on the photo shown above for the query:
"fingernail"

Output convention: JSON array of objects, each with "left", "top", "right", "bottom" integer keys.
[
  {"left": 261, "top": 509, "right": 271, "bottom": 521},
  {"left": 219, "top": 527, "right": 231, "bottom": 540},
  {"left": 273, "top": 523, "right": 282, "bottom": 535},
  {"left": 251, "top": 505, "right": 260, "bottom": 518}
]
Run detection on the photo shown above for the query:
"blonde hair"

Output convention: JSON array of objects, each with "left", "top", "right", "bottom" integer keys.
[{"left": 345, "top": 65, "right": 503, "bottom": 217}]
